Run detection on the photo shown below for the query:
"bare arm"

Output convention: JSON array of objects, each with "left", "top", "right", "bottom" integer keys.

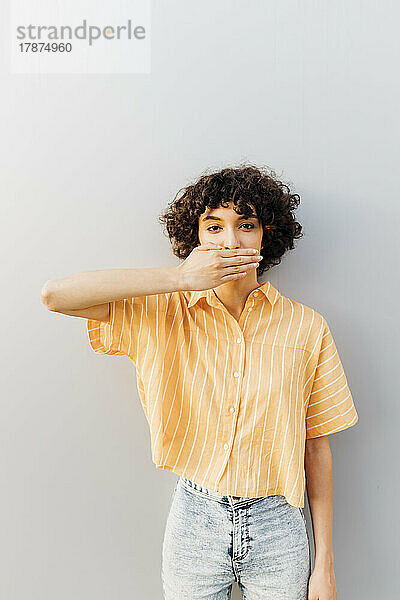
[
  {"left": 41, "top": 243, "right": 261, "bottom": 317},
  {"left": 304, "top": 435, "right": 337, "bottom": 599},
  {"left": 41, "top": 266, "right": 183, "bottom": 312},
  {"left": 46, "top": 304, "right": 111, "bottom": 322}
]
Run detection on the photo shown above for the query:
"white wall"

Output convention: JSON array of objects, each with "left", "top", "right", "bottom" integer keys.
[{"left": 1, "top": 1, "right": 399, "bottom": 598}]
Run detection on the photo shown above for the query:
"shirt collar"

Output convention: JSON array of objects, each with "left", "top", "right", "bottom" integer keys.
[{"left": 185, "top": 280, "right": 281, "bottom": 309}]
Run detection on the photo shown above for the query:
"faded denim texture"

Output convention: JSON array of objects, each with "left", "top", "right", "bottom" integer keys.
[{"left": 162, "top": 476, "right": 311, "bottom": 600}]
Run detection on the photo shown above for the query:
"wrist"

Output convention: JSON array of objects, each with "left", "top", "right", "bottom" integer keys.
[
  {"left": 314, "top": 552, "right": 334, "bottom": 571},
  {"left": 174, "top": 265, "right": 188, "bottom": 292}
]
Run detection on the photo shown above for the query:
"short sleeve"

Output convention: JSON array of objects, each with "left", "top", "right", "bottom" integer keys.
[
  {"left": 86, "top": 298, "right": 138, "bottom": 361},
  {"left": 85, "top": 293, "right": 174, "bottom": 366},
  {"left": 305, "top": 318, "right": 359, "bottom": 438}
]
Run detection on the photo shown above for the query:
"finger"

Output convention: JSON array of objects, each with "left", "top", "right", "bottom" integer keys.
[
  {"left": 198, "top": 243, "right": 223, "bottom": 251},
  {"left": 220, "top": 248, "right": 259, "bottom": 257}
]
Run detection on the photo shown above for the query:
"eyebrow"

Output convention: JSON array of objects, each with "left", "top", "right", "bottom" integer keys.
[{"left": 201, "top": 214, "right": 258, "bottom": 222}]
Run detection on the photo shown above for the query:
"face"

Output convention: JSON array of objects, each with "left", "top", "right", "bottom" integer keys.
[{"left": 198, "top": 201, "right": 263, "bottom": 253}]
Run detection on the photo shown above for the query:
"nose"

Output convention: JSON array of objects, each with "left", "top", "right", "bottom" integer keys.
[
  {"left": 223, "top": 244, "right": 240, "bottom": 250},
  {"left": 222, "top": 233, "right": 241, "bottom": 250}
]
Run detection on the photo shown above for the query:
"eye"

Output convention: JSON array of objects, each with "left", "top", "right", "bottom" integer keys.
[{"left": 207, "top": 223, "right": 255, "bottom": 232}]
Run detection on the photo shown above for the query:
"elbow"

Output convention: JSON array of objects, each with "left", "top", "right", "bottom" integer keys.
[
  {"left": 305, "top": 435, "right": 330, "bottom": 456},
  {"left": 41, "top": 281, "right": 58, "bottom": 310}
]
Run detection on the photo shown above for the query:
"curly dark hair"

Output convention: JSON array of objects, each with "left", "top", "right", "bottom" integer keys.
[{"left": 158, "top": 163, "right": 303, "bottom": 277}]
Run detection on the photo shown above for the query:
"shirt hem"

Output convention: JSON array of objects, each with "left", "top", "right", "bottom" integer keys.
[{"left": 153, "top": 462, "right": 304, "bottom": 508}]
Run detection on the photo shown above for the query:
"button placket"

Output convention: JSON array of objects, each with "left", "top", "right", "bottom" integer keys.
[
  {"left": 211, "top": 286, "right": 265, "bottom": 486},
  {"left": 214, "top": 289, "right": 261, "bottom": 474},
  {"left": 223, "top": 328, "right": 244, "bottom": 456}
]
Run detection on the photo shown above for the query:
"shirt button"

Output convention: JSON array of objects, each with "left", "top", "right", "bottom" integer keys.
[
  {"left": 223, "top": 443, "right": 229, "bottom": 450},
  {"left": 248, "top": 308, "right": 252, "bottom": 311},
  {"left": 233, "top": 372, "right": 240, "bottom": 378},
  {"left": 229, "top": 407, "right": 235, "bottom": 413},
  {"left": 236, "top": 338, "right": 241, "bottom": 343},
  {"left": 253, "top": 292, "right": 258, "bottom": 297}
]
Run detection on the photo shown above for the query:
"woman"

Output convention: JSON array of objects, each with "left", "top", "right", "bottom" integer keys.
[{"left": 41, "top": 165, "right": 358, "bottom": 600}]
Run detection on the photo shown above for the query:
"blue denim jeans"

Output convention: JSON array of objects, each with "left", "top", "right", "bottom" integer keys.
[{"left": 162, "top": 476, "right": 311, "bottom": 600}]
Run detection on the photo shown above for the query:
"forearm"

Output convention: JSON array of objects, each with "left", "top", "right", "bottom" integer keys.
[
  {"left": 41, "top": 266, "right": 182, "bottom": 311},
  {"left": 304, "top": 437, "right": 334, "bottom": 570}
]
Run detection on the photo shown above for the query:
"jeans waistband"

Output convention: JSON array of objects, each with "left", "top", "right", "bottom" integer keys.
[{"left": 180, "top": 476, "right": 267, "bottom": 506}]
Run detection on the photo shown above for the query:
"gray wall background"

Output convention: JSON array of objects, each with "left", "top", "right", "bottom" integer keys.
[{"left": 1, "top": 1, "right": 399, "bottom": 598}]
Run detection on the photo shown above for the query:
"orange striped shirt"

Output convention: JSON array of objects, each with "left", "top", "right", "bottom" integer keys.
[{"left": 86, "top": 280, "right": 358, "bottom": 507}]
